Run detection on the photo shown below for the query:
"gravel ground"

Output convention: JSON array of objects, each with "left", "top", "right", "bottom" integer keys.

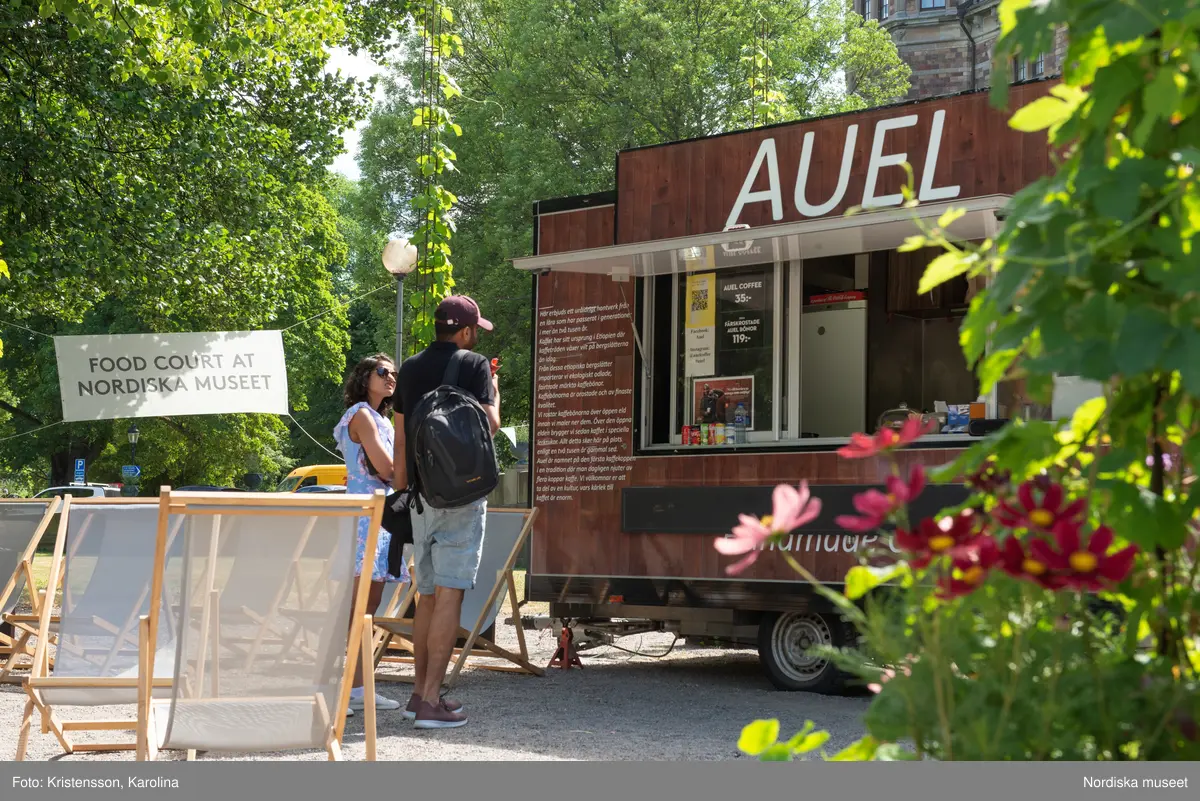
[{"left": 0, "top": 625, "right": 871, "bottom": 762}]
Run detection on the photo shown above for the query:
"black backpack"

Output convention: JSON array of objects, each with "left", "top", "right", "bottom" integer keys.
[{"left": 408, "top": 348, "right": 499, "bottom": 509}]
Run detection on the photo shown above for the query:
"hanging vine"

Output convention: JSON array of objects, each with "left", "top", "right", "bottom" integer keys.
[
  {"left": 742, "top": 13, "right": 789, "bottom": 127},
  {"left": 409, "top": 0, "right": 464, "bottom": 352}
]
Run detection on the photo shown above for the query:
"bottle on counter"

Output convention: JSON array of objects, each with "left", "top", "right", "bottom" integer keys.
[{"left": 733, "top": 403, "right": 748, "bottom": 444}]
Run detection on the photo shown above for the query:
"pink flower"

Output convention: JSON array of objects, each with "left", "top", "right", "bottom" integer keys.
[
  {"left": 714, "top": 482, "right": 822, "bottom": 575},
  {"left": 867, "top": 655, "right": 915, "bottom": 694},
  {"left": 837, "top": 417, "right": 935, "bottom": 460},
  {"left": 835, "top": 465, "right": 926, "bottom": 533}
]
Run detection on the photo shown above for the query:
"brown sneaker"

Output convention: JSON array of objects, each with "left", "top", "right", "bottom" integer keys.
[
  {"left": 413, "top": 699, "right": 468, "bottom": 729},
  {"left": 404, "top": 693, "right": 463, "bottom": 720}
]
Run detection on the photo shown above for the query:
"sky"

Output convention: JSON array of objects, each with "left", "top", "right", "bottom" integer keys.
[{"left": 325, "top": 47, "right": 387, "bottom": 181}]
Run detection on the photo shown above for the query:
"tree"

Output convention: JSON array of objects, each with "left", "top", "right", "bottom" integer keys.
[
  {"left": 355, "top": 0, "right": 911, "bottom": 426},
  {"left": 0, "top": 3, "right": 414, "bottom": 487}
]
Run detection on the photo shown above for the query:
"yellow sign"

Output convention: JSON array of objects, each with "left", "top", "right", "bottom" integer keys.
[{"left": 686, "top": 272, "right": 716, "bottom": 329}]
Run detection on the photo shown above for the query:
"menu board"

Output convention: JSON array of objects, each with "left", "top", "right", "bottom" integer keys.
[
  {"left": 533, "top": 297, "right": 637, "bottom": 504},
  {"left": 718, "top": 273, "right": 768, "bottom": 350}
]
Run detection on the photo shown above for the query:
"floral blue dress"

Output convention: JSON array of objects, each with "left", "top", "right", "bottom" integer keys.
[{"left": 333, "top": 402, "right": 407, "bottom": 583}]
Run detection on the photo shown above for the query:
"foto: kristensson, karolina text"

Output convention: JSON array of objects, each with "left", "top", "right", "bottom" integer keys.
[
  {"left": 13, "top": 776, "right": 180, "bottom": 789},
  {"left": 1084, "top": 777, "right": 1189, "bottom": 789}
]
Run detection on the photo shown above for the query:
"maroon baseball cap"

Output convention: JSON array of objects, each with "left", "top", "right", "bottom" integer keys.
[{"left": 435, "top": 295, "right": 493, "bottom": 331}]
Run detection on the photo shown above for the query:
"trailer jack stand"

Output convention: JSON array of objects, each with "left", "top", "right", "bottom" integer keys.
[{"left": 548, "top": 623, "right": 583, "bottom": 670}]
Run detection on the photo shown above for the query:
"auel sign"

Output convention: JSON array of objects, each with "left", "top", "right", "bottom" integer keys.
[{"left": 725, "top": 109, "right": 961, "bottom": 230}]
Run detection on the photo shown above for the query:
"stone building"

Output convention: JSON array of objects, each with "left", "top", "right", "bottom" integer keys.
[{"left": 854, "top": 0, "right": 1068, "bottom": 100}]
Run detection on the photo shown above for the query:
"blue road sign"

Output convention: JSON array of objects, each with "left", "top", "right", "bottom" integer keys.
[
  {"left": 121, "top": 464, "right": 142, "bottom": 480},
  {"left": 73, "top": 458, "right": 85, "bottom": 483}
]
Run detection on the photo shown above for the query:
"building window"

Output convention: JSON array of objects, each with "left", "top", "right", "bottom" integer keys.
[
  {"left": 1014, "top": 59, "right": 1027, "bottom": 82},
  {"left": 880, "top": 0, "right": 889, "bottom": 18},
  {"left": 863, "top": 0, "right": 871, "bottom": 18},
  {"left": 1034, "top": 53, "right": 1045, "bottom": 76},
  {"left": 920, "top": 0, "right": 947, "bottom": 8}
]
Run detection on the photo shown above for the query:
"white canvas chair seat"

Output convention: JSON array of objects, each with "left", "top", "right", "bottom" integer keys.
[
  {"left": 151, "top": 696, "right": 332, "bottom": 753},
  {"left": 16, "top": 498, "right": 184, "bottom": 761},
  {"left": 137, "top": 488, "right": 386, "bottom": 762},
  {"left": 373, "top": 507, "right": 544, "bottom": 689},
  {"left": 0, "top": 500, "right": 60, "bottom": 682}
]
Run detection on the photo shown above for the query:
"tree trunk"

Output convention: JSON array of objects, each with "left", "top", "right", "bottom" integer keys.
[{"left": 48, "top": 441, "right": 105, "bottom": 487}]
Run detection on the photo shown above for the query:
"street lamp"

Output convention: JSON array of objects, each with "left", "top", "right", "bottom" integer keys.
[
  {"left": 127, "top": 422, "right": 140, "bottom": 465},
  {"left": 124, "top": 423, "right": 141, "bottom": 497},
  {"left": 382, "top": 237, "right": 419, "bottom": 369}
]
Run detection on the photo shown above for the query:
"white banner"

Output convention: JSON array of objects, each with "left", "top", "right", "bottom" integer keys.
[{"left": 54, "top": 330, "right": 289, "bottom": 422}]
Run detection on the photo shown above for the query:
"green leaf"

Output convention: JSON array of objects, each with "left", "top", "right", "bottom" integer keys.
[
  {"left": 977, "top": 348, "right": 1020, "bottom": 393},
  {"left": 759, "top": 744, "right": 793, "bottom": 762},
  {"left": 738, "top": 720, "right": 779, "bottom": 756},
  {"left": 787, "top": 727, "right": 830, "bottom": 755},
  {"left": 1009, "top": 95, "right": 1077, "bottom": 133},
  {"left": 825, "top": 735, "right": 880, "bottom": 761},
  {"left": 844, "top": 563, "right": 909, "bottom": 600},
  {"left": 937, "top": 207, "right": 966, "bottom": 229},
  {"left": 1114, "top": 307, "right": 1175, "bottom": 376},
  {"left": 918, "top": 251, "right": 972, "bottom": 294},
  {"left": 876, "top": 743, "right": 919, "bottom": 760}
]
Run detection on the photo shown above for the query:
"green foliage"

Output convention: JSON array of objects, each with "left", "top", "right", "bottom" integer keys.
[
  {"left": 732, "top": 0, "right": 1200, "bottom": 762},
  {"left": 0, "top": 2, "right": 414, "bottom": 487},
  {"left": 355, "top": 0, "right": 910, "bottom": 425},
  {"left": 738, "top": 719, "right": 830, "bottom": 762},
  {"left": 407, "top": 0, "right": 464, "bottom": 348}
]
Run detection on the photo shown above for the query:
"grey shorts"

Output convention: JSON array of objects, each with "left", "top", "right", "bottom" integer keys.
[{"left": 410, "top": 495, "right": 487, "bottom": 596}]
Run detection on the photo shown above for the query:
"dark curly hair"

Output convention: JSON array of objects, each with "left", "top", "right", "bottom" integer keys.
[{"left": 343, "top": 353, "right": 395, "bottom": 414}]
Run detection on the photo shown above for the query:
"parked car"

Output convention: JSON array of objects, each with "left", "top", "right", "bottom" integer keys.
[
  {"left": 276, "top": 464, "right": 348, "bottom": 492},
  {"left": 294, "top": 485, "right": 346, "bottom": 494},
  {"left": 34, "top": 483, "right": 120, "bottom": 498},
  {"left": 176, "top": 485, "right": 241, "bottom": 492}
]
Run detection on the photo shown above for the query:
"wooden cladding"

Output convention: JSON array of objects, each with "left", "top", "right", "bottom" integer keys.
[{"left": 615, "top": 82, "right": 1057, "bottom": 244}]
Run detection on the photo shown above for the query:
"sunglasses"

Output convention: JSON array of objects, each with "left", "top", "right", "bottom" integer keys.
[{"left": 374, "top": 365, "right": 397, "bottom": 379}]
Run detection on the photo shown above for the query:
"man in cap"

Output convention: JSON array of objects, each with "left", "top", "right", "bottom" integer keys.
[{"left": 393, "top": 295, "right": 500, "bottom": 728}]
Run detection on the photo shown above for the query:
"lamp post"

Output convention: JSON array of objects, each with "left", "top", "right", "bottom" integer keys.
[
  {"left": 124, "top": 423, "right": 141, "bottom": 497},
  {"left": 381, "top": 237, "right": 419, "bottom": 369}
]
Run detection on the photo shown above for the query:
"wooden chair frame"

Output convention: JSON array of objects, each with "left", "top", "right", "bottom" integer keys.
[
  {"left": 0, "top": 498, "right": 61, "bottom": 683},
  {"left": 135, "top": 487, "right": 385, "bottom": 762},
  {"left": 15, "top": 497, "right": 183, "bottom": 760},
  {"left": 372, "top": 506, "right": 544, "bottom": 689}
]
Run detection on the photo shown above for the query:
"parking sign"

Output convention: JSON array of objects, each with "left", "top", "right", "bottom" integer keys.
[{"left": 73, "top": 458, "right": 85, "bottom": 484}]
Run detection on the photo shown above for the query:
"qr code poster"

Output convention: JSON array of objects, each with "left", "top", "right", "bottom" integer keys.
[{"left": 686, "top": 272, "right": 716, "bottom": 329}]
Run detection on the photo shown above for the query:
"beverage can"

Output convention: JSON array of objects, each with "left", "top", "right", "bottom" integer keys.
[
  {"left": 681, "top": 426, "right": 692, "bottom": 446},
  {"left": 714, "top": 423, "right": 726, "bottom": 444}
]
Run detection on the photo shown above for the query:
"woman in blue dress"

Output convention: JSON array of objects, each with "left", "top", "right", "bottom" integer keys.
[{"left": 333, "top": 352, "right": 406, "bottom": 713}]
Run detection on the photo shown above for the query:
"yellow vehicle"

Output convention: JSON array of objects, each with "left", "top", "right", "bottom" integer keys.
[{"left": 275, "top": 464, "right": 347, "bottom": 492}]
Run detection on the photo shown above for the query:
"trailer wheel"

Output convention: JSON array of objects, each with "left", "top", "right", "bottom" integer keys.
[{"left": 757, "top": 611, "right": 844, "bottom": 693}]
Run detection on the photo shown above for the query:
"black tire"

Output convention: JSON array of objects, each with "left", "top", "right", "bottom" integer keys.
[{"left": 757, "top": 610, "right": 845, "bottom": 693}]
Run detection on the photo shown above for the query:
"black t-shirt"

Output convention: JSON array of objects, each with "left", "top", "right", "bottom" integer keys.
[{"left": 395, "top": 341, "right": 495, "bottom": 484}]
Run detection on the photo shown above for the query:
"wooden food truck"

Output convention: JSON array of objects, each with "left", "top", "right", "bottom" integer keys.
[{"left": 512, "top": 82, "right": 1058, "bottom": 692}]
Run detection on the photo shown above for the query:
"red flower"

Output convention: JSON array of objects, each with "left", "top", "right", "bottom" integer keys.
[
  {"left": 936, "top": 536, "right": 1001, "bottom": 599},
  {"left": 994, "top": 480, "right": 1086, "bottom": 532},
  {"left": 999, "top": 535, "right": 1067, "bottom": 591},
  {"left": 837, "top": 417, "right": 936, "bottom": 459},
  {"left": 835, "top": 465, "right": 926, "bottom": 533},
  {"left": 894, "top": 508, "right": 985, "bottom": 569},
  {"left": 1027, "top": 522, "right": 1138, "bottom": 591}
]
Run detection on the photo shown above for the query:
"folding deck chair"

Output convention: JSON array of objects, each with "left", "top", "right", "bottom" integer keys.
[
  {"left": 372, "top": 506, "right": 544, "bottom": 689},
  {"left": 136, "top": 487, "right": 386, "bottom": 762},
  {"left": 0, "top": 498, "right": 61, "bottom": 682},
  {"left": 16, "top": 497, "right": 185, "bottom": 760}
]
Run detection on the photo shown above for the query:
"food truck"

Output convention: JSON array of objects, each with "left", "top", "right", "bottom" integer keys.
[{"left": 512, "top": 81, "right": 1057, "bottom": 692}]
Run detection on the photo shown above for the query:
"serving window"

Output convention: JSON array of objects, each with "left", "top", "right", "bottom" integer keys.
[{"left": 638, "top": 247, "right": 984, "bottom": 451}]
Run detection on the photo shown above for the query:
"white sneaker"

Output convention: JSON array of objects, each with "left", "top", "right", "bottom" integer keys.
[{"left": 349, "top": 691, "right": 402, "bottom": 711}]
